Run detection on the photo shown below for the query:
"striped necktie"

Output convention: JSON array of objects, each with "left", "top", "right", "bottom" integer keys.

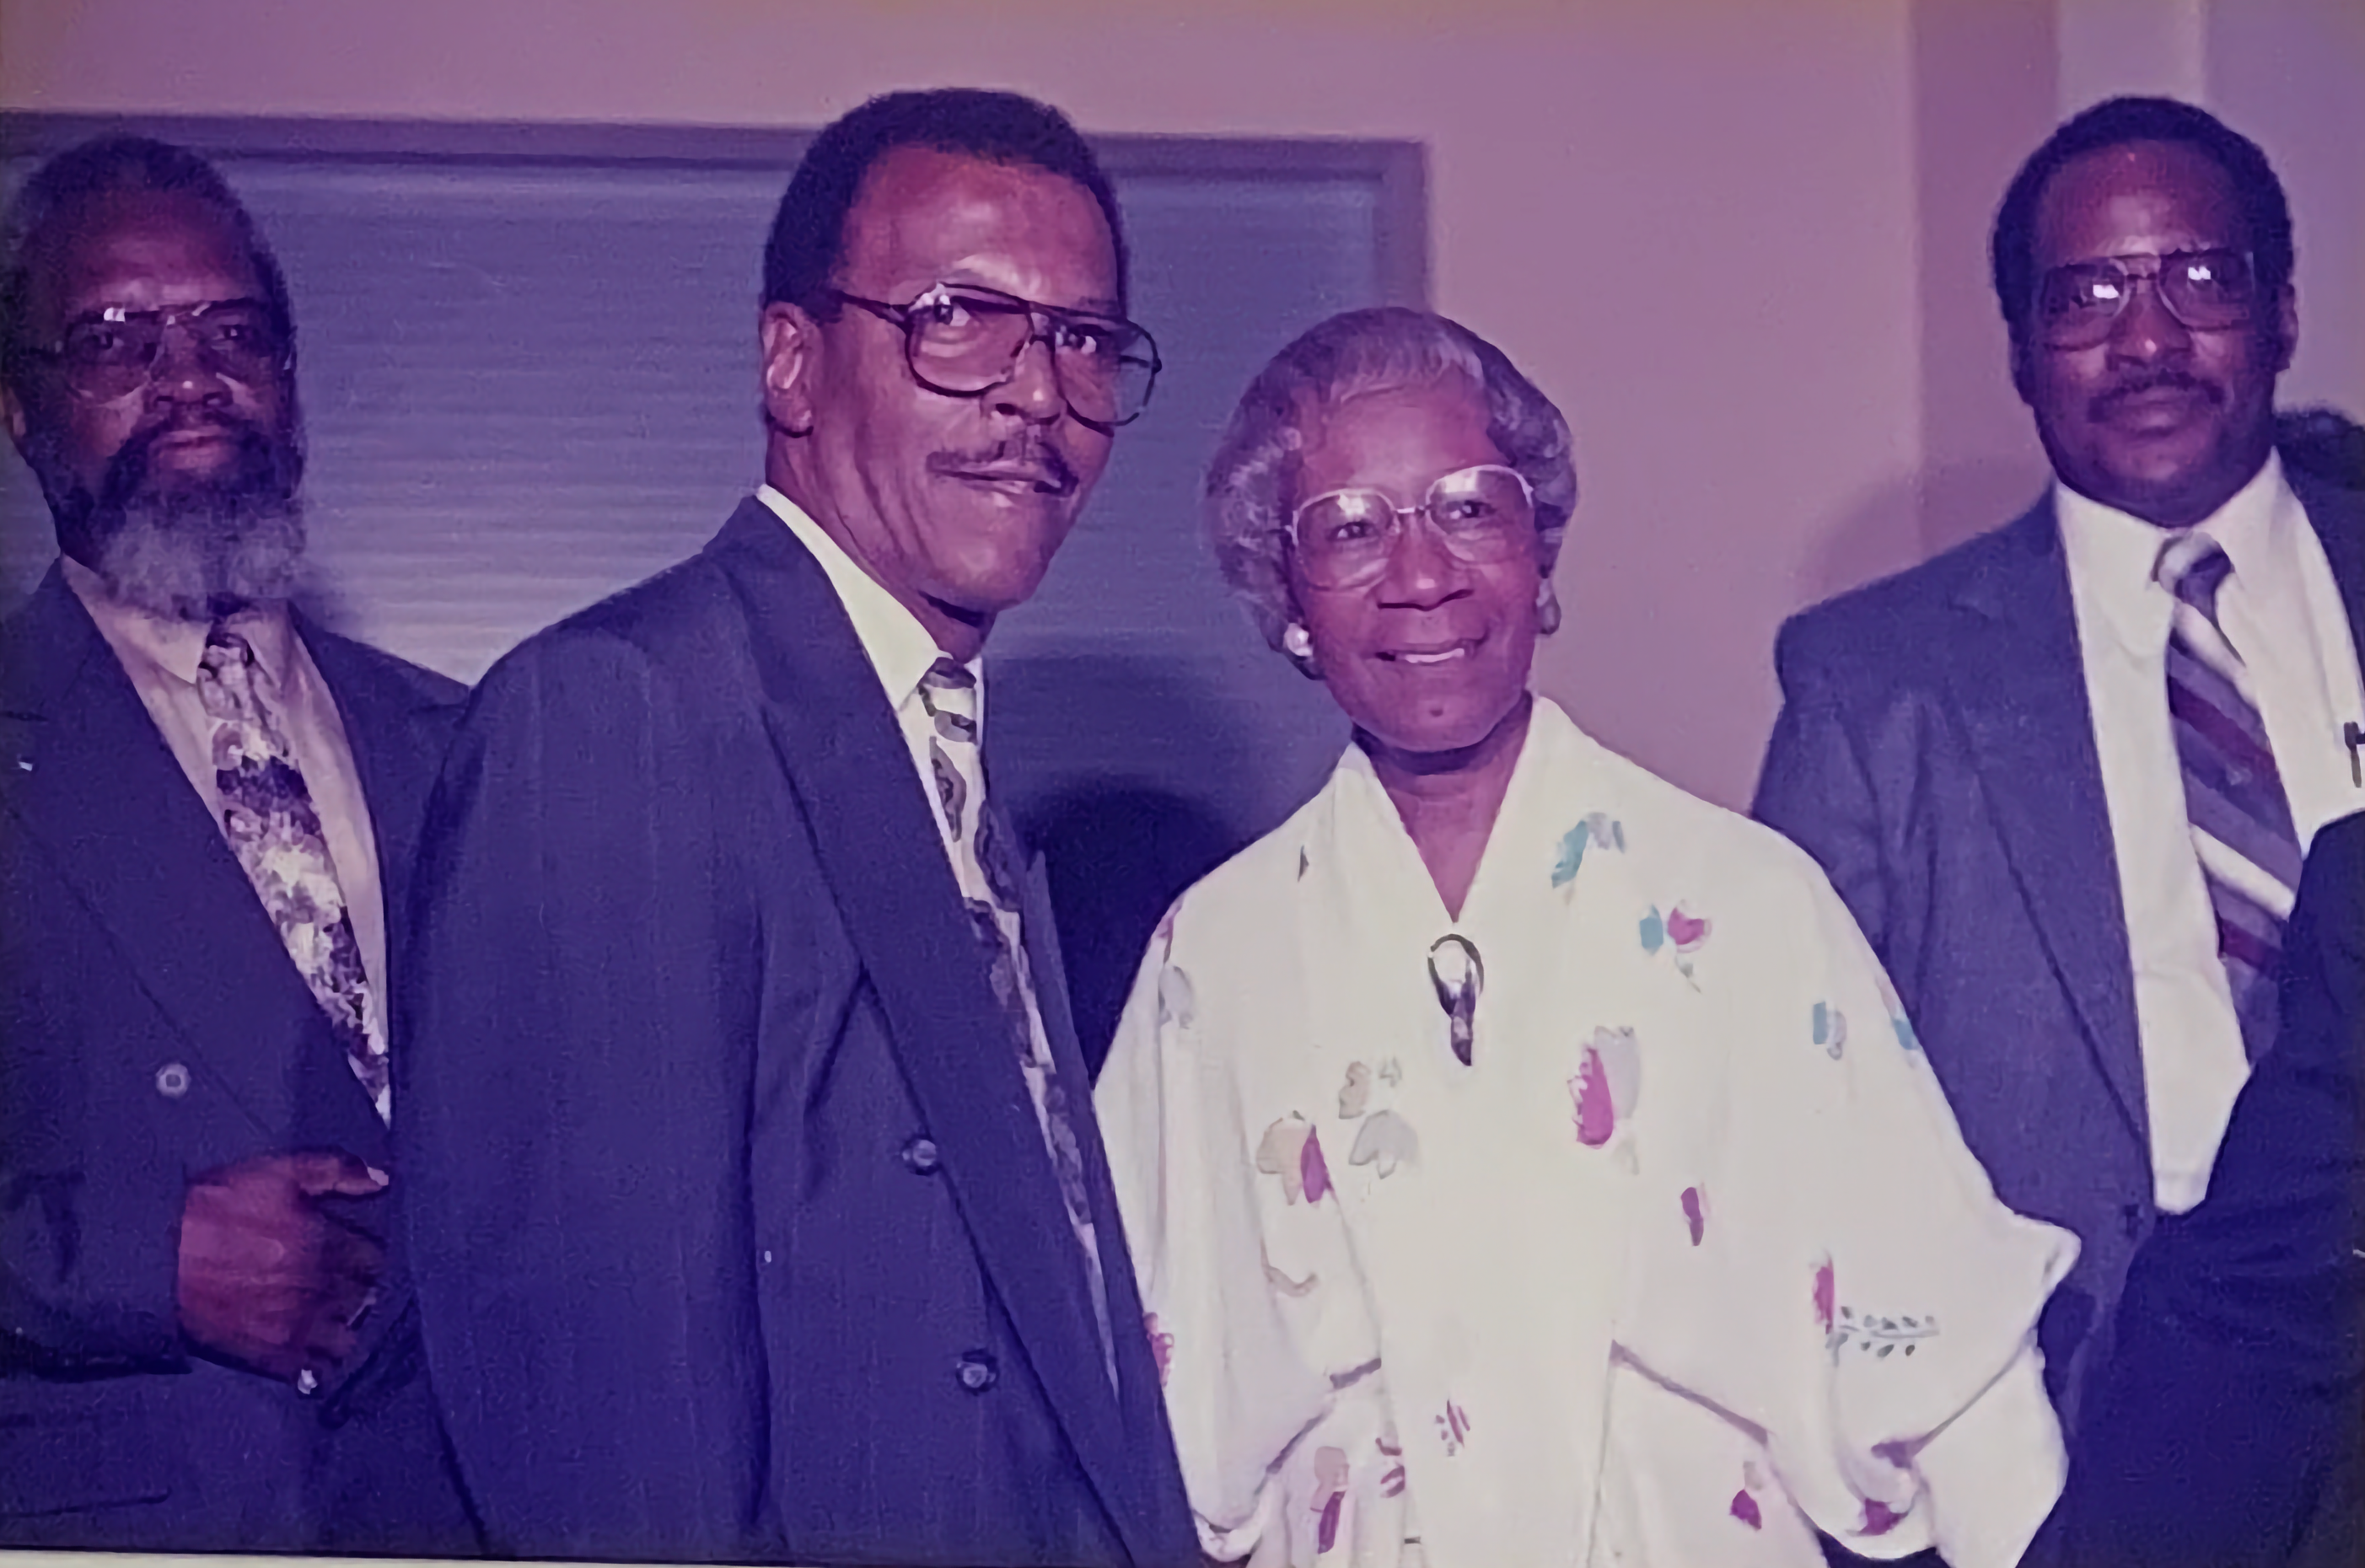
[
  {"left": 916, "top": 658, "right": 1116, "bottom": 1383},
  {"left": 2156, "top": 532, "right": 2302, "bottom": 1061}
]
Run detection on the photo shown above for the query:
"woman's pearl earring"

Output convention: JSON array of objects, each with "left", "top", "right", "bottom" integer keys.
[{"left": 1282, "top": 624, "right": 1314, "bottom": 658}]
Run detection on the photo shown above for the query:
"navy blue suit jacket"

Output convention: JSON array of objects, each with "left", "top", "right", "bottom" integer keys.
[
  {"left": 399, "top": 501, "right": 1199, "bottom": 1566},
  {"left": 2028, "top": 808, "right": 2363, "bottom": 1567},
  {"left": 1753, "top": 473, "right": 2365, "bottom": 1431},
  {"left": 0, "top": 566, "right": 476, "bottom": 1553}
]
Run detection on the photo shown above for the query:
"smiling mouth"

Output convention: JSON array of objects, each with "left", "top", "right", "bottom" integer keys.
[{"left": 1379, "top": 640, "right": 1479, "bottom": 666}]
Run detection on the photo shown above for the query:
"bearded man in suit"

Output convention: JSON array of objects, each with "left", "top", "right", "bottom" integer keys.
[{"left": 0, "top": 136, "right": 474, "bottom": 1553}]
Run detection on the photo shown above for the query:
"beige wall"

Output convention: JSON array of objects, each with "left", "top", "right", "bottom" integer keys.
[{"left": 3, "top": 0, "right": 2357, "bottom": 809}]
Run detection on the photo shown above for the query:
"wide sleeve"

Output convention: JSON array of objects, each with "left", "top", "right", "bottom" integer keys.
[
  {"left": 1626, "top": 847, "right": 2080, "bottom": 1568},
  {"left": 1094, "top": 913, "right": 1407, "bottom": 1567}
]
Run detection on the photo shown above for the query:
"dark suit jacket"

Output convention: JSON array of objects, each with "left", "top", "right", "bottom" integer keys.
[
  {"left": 399, "top": 500, "right": 1200, "bottom": 1567},
  {"left": 1753, "top": 472, "right": 2365, "bottom": 1431},
  {"left": 0, "top": 565, "right": 476, "bottom": 1553},
  {"left": 2028, "top": 808, "right": 2364, "bottom": 1568}
]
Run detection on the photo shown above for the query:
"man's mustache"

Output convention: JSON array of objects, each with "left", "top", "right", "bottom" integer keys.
[
  {"left": 2088, "top": 370, "right": 2223, "bottom": 424},
  {"left": 98, "top": 412, "right": 289, "bottom": 511},
  {"left": 926, "top": 436, "right": 1080, "bottom": 497}
]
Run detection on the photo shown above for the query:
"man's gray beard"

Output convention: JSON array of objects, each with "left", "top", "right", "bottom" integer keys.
[
  {"left": 87, "top": 488, "right": 307, "bottom": 623},
  {"left": 27, "top": 411, "right": 310, "bottom": 624}
]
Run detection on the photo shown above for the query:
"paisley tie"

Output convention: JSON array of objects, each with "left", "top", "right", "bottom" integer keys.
[{"left": 197, "top": 625, "right": 390, "bottom": 1121}]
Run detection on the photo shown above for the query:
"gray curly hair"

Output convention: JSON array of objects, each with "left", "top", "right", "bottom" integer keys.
[{"left": 1204, "top": 306, "right": 1578, "bottom": 658}]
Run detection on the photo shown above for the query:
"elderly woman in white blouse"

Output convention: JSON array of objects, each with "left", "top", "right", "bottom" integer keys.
[{"left": 1094, "top": 307, "right": 2079, "bottom": 1568}]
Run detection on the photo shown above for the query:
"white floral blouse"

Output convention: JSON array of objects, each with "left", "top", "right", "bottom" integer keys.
[{"left": 1096, "top": 697, "right": 2079, "bottom": 1568}]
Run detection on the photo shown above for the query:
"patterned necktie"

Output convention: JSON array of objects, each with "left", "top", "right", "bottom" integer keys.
[
  {"left": 917, "top": 658, "right": 1115, "bottom": 1381},
  {"left": 197, "top": 625, "right": 390, "bottom": 1121},
  {"left": 2156, "top": 533, "right": 2303, "bottom": 1061}
]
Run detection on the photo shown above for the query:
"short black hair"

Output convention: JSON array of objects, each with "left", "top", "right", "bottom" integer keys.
[
  {"left": 761, "top": 89, "right": 1128, "bottom": 321},
  {"left": 1990, "top": 96, "right": 2294, "bottom": 352},
  {"left": 0, "top": 135, "right": 296, "bottom": 398}
]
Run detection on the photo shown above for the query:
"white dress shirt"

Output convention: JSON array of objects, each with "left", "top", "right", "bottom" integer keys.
[
  {"left": 62, "top": 556, "right": 389, "bottom": 1010},
  {"left": 757, "top": 485, "right": 984, "bottom": 848},
  {"left": 2058, "top": 453, "right": 2365, "bottom": 1212}
]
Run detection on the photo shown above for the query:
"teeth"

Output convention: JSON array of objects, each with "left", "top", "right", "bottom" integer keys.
[{"left": 1399, "top": 647, "right": 1468, "bottom": 665}]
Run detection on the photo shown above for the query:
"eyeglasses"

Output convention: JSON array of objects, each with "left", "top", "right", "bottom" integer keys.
[
  {"left": 2033, "top": 249, "right": 2260, "bottom": 350},
  {"left": 20, "top": 298, "right": 288, "bottom": 404},
  {"left": 1287, "top": 464, "right": 1536, "bottom": 592},
  {"left": 831, "top": 283, "right": 1161, "bottom": 432}
]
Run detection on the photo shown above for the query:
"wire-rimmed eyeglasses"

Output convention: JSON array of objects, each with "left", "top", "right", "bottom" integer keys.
[
  {"left": 1286, "top": 464, "right": 1537, "bottom": 593},
  {"left": 18, "top": 298, "right": 290, "bottom": 404},
  {"left": 2033, "top": 248, "right": 2261, "bottom": 351},
  {"left": 831, "top": 282, "right": 1161, "bottom": 433}
]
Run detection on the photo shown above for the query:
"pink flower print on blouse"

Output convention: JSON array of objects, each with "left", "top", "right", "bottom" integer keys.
[
  {"left": 1638, "top": 904, "right": 1710, "bottom": 986},
  {"left": 1377, "top": 1431, "right": 1406, "bottom": 1499},
  {"left": 1434, "top": 1399, "right": 1472, "bottom": 1456},
  {"left": 1302, "top": 1126, "right": 1333, "bottom": 1201},
  {"left": 1570, "top": 1026, "right": 1641, "bottom": 1147},
  {"left": 1682, "top": 1185, "right": 1707, "bottom": 1246},
  {"left": 1311, "top": 1446, "right": 1350, "bottom": 1554},
  {"left": 1255, "top": 1119, "right": 1329, "bottom": 1205},
  {"left": 1145, "top": 1313, "right": 1174, "bottom": 1388},
  {"left": 1152, "top": 900, "right": 1180, "bottom": 963},
  {"left": 1814, "top": 1258, "right": 1836, "bottom": 1335},
  {"left": 1733, "top": 1459, "right": 1771, "bottom": 1529},
  {"left": 1862, "top": 1500, "right": 1905, "bottom": 1536}
]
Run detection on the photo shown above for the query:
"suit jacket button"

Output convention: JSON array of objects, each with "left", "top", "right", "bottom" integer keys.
[
  {"left": 955, "top": 1350, "right": 997, "bottom": 1393},
  {"left": 154, "top": 1062, "right": 191, "bottom": 1098},
  {"left": 901, "top": 1136, "right": 941, "bottom": 1175},
  {"left": 2120, "top": 1202, "right": 2145, "bottom": 1241}
]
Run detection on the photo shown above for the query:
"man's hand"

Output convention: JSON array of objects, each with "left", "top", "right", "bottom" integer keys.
[{"left": 175, "top": 1151, "right": 389, "bottom": 1387}]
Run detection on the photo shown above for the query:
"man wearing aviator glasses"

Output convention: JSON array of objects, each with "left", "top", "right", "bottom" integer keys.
[
  {"left": 0, "top": 138, "right": 474, "bottom": 1552},
  {"left": 401, "top": 89, "right": 1196, "bottom": 1566},
  {"left": 1756, "top": 95, "right": 2365, "bottom": 1558}
]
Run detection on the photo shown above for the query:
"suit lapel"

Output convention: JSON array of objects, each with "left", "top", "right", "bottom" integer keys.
[
  {"left": 302, "top": 621, "right": 461, "bottom": 985},
  {"left": 1010, "top": 834, "right": 1186, "bottom": 1500},
  {"left": 0, "top": 569, "right": 327, "bottom": 1141},
  {"left": 707, "top": 504, "right": 1149, "bottom": 1547},
  {"left": 1943, "top": 500, "right": 2147, "bottom": 1143},
  {"left": 2292, "top": 472, "right": 2365, "bottom": 675}
]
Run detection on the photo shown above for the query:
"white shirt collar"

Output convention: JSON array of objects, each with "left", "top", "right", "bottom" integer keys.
[
  {"left": 2054, "top": 450, "right": 2298, "bottom": 652},
  {"left": 755, "top": 484, "right": 984, "bottom": 720}
]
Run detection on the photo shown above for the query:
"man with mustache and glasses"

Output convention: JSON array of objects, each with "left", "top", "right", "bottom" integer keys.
[
  {"left": 400, "top": 89, "right": 1196, "bottom": 1567},
  {"left": 1755, "top": 94, "right": 2365, "bottom": 1515},
  {"left": 0, "top": 137, "right": 475, "bottom": 1552}
]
